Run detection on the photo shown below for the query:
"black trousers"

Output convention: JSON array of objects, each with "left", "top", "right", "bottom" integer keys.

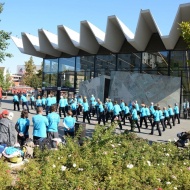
[
  {"left": 22, "top": 102, "right": 29, "bottom": 112},
  {"left": 14, "top": 101, "right": 20, "bottom": 111},
  {"left": 98, "top": 112, "right": 105, "bottom": 125},
  {"left": 160, "top": 118, "right": 166, "bottom": 131},
  {"left": 72, "top": 110, "right": 78, "bottom": 121},
  {"left": 111, "top": 115, "right": 122, "bottom": 130},
  {"left": 132, "top": 119, "right": 140, "bottom": 132},
  {"left": 83, "top": 111, "right": 90, "bottom": 123},
  {"left": 106, "top": 111, "right": 113, "bottom": 122},
  {"left": 164, "top": 117, "right": 172, "bottom": 128},
  {"left": 31, "top": 101, "right": 35, "bottom": 109},
  {"left": 174, "top": 114, "right": 180, "bottom": 124},
  {"left": 123, "top": 113, "right": 131, "bottom": 125},
  {"left": 59, "top": 107, "right": 66, "bottom": 117},
  {"left": 170, "top": 115, "right": 175, "bottom": 126},
  {"left": 151, "top": 121, "right": 161, "bottom": 136},
  {"left": 140, "top": 116, "right": 148, "bottom": 128}
]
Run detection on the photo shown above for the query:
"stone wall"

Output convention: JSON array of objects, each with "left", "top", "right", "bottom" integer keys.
[
  {"left": 109, "top": 71, "right": 181, "bottom": 107},
  {"left": 79, "top": 75, "right": 110, "bottom": 102}
]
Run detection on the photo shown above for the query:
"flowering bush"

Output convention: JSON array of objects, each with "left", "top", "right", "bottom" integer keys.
[{"left": 2, "top": 124, "right": 190, "bottom": 189}]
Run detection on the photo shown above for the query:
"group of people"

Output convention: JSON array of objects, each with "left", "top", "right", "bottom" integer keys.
[{"left": 0, "top": 91, "right": 182, "bottom": 148}]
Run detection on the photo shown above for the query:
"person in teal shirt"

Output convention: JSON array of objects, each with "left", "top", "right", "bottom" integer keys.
[
  {"left": 42, "top": 95, "right": 46, "bottom": 110},
  {"left": 98, "top": 102, "right": 105, "bottom": 125},
  {"left": 174, "top": 103, "right": 180, "bottom": 124},
  {"left": 131, "top": 105, "right": 140, "bottom": 132},
  {"left": 13, "top": 93, "right": 20, "bottom": 111},
  {"left": 158, "top": 106, "right": 166, "bottom": 131},
  {"left": 32, "top": 107, "right": 49, "bottom": 144},
  {"left": 82, "top": 98, "right": 90, "bottom": 124},
  {"left": 47, "top": 105, "right": 60, "bottom": 139},
  {"left": 168, "top": 105, "right": 175, "bottom": 126},
  {"left": 63, "top": 110, "right": 76, "bottom": 137},
  {"left": 106, "top": 99, "right": 113, "bottom": 122},
  {"left": 15, "top": 110, "right": 30, "bottom": 146},
  {"left": 36, "top": 96, "right": 42, "bottom": 108},
  {"left": 30, "top": 93, "right": 35, "bottom": 110},
  {"left": 150, "top": 106, "right": 161, "bottom": 136},
  {"left": 71, "top": 100, "right": 78, "bottom": 121},
  {"left": 123, "top": 103, "right": 131, "bottom": 125},
  {"left": 58, "top": 96, "right": 66, "bottom": 117},
  {"left": 46, "top": 94, "right": 52, "bottom": 116},
  {"left": 21, "top": 93, "right": 29, "bottom": 112},
  {"left": 140, "top": 104, "right": 148, "bottom": 129},
  {"left": 111, "top": 101, "right": 122, "bottom": 130},
  {"left": 163, "top": 107, "right": 172, "bottom": 129}
]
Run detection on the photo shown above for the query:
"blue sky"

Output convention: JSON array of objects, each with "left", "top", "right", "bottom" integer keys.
[{"left": 1, "top": 0, "right": 190, "bottom": 73}]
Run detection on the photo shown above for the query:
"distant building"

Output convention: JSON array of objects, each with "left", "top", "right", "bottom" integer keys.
[{"left": 17, "top": 65, "right": 41, "bottom": 75}]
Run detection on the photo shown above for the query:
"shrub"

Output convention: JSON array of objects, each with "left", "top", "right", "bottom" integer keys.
[{"left": 7, "top": 124, "right": 190, "bottom": 189}]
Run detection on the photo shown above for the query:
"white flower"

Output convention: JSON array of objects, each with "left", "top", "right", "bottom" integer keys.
[
  {"left": 118, "top": 143, "right": 121, "bottom": 146},
  {"left": 61, "top": 165, "right": 67, "bottom": 171},
  {"left": 52, "top": 164, "right": 56, "bottom": 168},
  {"left": 174, "top": 187, "right": 177, "bottom": 189},
  {"left": 157, "top": 164, "right": 160, "bottom": 166},
  {"left": 68, "top": 154, "right": 71, "bottom": 157},
  {"left": 73, "top": 163, "right": 77, "bottom": 168},
  {"left": 166, "top": 181, "right": 171, "bottom": 185},
  {"left": 162, "top": 163, "right": 165, "bottom": 165},
  {"left": 78, "top": 168, "right": 84, "bottom": 171},
  {"left": 174, "top": 138, "right": 177, "bottom": 142},
  {"left": 171, "top": 175, "right": 177, "bottom": 180},
  {"left": 58, "top": 157, "right": 60, "bottom": 160},
  {"left": 103, "top": 151, "right": 107, "bottom": 155},
  {"left": 147, "top": 161, "right": 151, "bottom": 166},
  {"left": 184, "top": 162, "right": 186, "bottom": 165},
  {"left": 109, "top": 176, "right": 111, "bottom": 179},
  {"left": 111, "top": 144, "right": 115, "bottom": 148},
  {"left": 127, "top": 164, "right": 134, "bottom": 169},
  {"left": 165, "top": 153, "right": 170, "bottom": 157},
  {"left": 168, "top": 139, "right": 172, "bottom": 142},
  {"left": 157, "top": 178, "right": 161, "bottom": 182}
]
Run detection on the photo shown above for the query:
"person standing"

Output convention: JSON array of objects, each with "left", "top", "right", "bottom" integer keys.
[
  {"left": 58, "top": 96, "right": 66, "bottom": 118},
  {"left": 15, "top": 110, "right": 30, "bottom": 146},
  {"left": 30, "top": 92, "right": 35, "bottom": 110},
  {"left": 150, "top": 106, "right": 162, "bottom": 136},
  {"left": 42, "top": 95, "right": 46, "bottom": 110},
  {"left": 123, "top": 103, "right": 131, "bottom": 125},
  {"left": 36, "top": 96, "right": 42, "bottom": 108},
  {"left": 145, "top": 105, "right": 152, "bottom": 127},
  {"left": 82, "top": 98, "right": 90, "bottom": 124},
  {"left": 111, "top": 101, "right": 122, "bottom": 130},
  {"left": 0, "top": 110, "right": 16, "bottom": 146},
  {"left": 131, "top": 104, "right": 140, "bottom": 132},
  {"left": 163, "top": 107, "right": 172, "bottom": 129},
  {"left": 46, "top": 94, "right": 52, "bottom": 116},
  {"left": 47, "top": 105, "right": 60, "bottom": 139},
  {"left": 32, "top": 107, "right": 49, "bottom": 144},
  {"left": 13, "top": 93, "right": 20, "bottom": 111},
  {"left": 139, "top": 104, "right": 148, "bottom": 129},
  {"left": 63, "top": 110, "right": 76, "bottom": 137},
  {"left": 158, "top": 106, "right": 166, "bottom": 131},
  {"left": 120, "top": 100, "right": 125, "bottom": 120},
  {"left": 174, "top": 103, "right": 180, "bottom": 124},
  {"left": 70, "top": 99, "right": 78, "bottom": 121},
  {"left": 135, "top": 100, "right": 140, "bottom": 115},
  {"left": 21, "top": 93, "right": 29, "bottom": 112},
  {"left": 98, "top": 101, "right": 105, "bottom": 125},
  {"left": 168, "top": 105, "right": 175, "bottom": 126},
  {"left": 77, "top": 95, "right": 83, "bottom": 114},
  {"left": 106, "top": 99, "right": 113, "bottom": 122}
]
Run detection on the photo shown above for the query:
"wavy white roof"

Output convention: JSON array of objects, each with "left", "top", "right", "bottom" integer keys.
[{"left": 12, "top": 3, "right": 190, "bottom": 58}]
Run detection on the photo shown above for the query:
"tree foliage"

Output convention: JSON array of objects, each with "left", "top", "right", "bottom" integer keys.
[
  {"left": 0, "top": 3, "right": 12, "bottom": 63},
  {"left": 179, "top": 21, "right": 190, "bottom": 49},
  {"left": 22, "top": 56, "right": 42, "bottom": 89},
  {"left": 0, "top": 69, "right": 12, "bottom": 91}
]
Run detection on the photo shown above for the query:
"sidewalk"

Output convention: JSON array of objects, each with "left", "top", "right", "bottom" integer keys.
[{"left": 1, "top": 96, "right": 190, "bottom": 143}]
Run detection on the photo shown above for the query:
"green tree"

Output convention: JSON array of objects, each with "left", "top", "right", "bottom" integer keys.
[
  {"left": 0, "top": 3, "right": 12, "bottom": 62},
  {"left": 179, "top": 21, "right": 190, "bottom": 48},
  {"left": 0, "top": 69, "right": 12, "bottom": 91},
  {"left": 22, "top": 57, "right": 42, "bottom": 89}
]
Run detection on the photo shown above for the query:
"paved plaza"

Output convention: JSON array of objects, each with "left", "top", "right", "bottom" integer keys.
[{"left": 1, "top": 96, "right": 190, "bottom": 143}]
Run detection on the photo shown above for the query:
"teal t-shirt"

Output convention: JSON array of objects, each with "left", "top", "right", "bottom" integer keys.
[
  {"left": 16, "top": 118, "right": 30, "bottom": 135},
  {"left": 47, "top": 112, "right": 60, "bottom": 132},
  {"left": 32, "top": 114, "right": 49, "bottom": 138}
]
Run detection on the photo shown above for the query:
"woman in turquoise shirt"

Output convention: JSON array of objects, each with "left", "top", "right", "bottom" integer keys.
[
  {"left": 174, "top": 103, "right": 180, "bottom": 124},
  {"left": 168, "top": 105, "right": 175, "bottom": 126},
  {"left": 63, "top": 110, "right": 76, "bottom": 137}
]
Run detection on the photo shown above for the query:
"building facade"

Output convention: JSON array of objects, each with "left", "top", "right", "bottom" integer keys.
[{"left": 12, "top": 3, "right": 190, "bottom": 103}]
